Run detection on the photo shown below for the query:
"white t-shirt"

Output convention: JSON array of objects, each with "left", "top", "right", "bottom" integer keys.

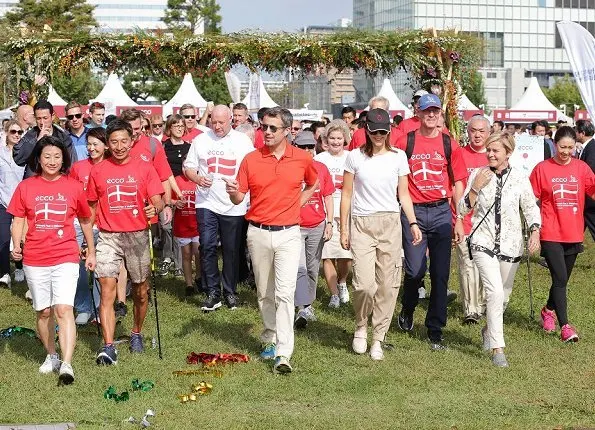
[
  {"left": 184, "top": 128, "right": 254, "bottom": 216},
  {"left": 314, "top": 150, "right": 349, "bottom": 218},
  {"left": 344, "top": 148, "right": 410, "bottom": 216}
]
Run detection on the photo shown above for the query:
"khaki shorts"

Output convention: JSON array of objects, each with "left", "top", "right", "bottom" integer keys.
[
  {"left": 321, "top": 220, "right": 353, "bottom": 260},
  {"left": 95, "top": 230, "right": 151, "bottom": 283}
]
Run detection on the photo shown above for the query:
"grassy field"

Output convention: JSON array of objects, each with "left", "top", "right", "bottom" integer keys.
[{"left": 0, "top": 237, "right": 594, "bottom": 429}]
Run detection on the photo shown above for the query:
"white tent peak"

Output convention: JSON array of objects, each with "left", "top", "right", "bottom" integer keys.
[
  {"left": 163, "top": 73, "right": 208, "bottom": 117},
  {"left": 458, "top": 93, "right": 480, "bottom": 111},
  {"left": 91, "top": 73, "right": 137, "bottom": 115},
  {"left": 241, "top": 73, "right": 278, "bottom": 110},
  {"left": 374, "top": 79, "right": 412, "bottom": 118},
  {"left": 48, "top": 85, "right": 67, "bottom": 106},
  {"left": 510, "top": 77, "right": 571, "bottom": 122}
]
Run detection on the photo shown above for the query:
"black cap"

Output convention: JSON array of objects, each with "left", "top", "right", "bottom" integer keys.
[{"left": 366, "top": 108, "right": 391, "bottom": 132}]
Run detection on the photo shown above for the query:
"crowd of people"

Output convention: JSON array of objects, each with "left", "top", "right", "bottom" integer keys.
[{"left": 0, "top": 89, "right": 594, "bottom": 383}]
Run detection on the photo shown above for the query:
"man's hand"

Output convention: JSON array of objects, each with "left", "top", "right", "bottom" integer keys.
[
  {"left": 410, "top": 224, "right": 422, "bottom": 245},
  {"left": 11, "top": 246, "right": 22, "bottom": 261},
  {"left": 37, "top": 125, "right": 51, "bottom": 141},
  {"left": 223, "top": 178, "right": 239, "bottom": 195},
  {"left": 175, "top": 199, "right": 186, "bottom": 209},
  {"left": 85, "top": 252, "right": 96, "bottom": 271},
  {"left": 453, "top": 218, "right": 465, "bottom": 244},
  {"left": 160, "top": 206, "right": 172, "bottom": 225},
  {"left": 198, "top": 175, "right": 213, "bottom": 188},
  {"left": 340, "top": 230, "right": 350, "bottom": 250},
  {"left": 144, "top": 204, "right": 157, "bottom": 219}
]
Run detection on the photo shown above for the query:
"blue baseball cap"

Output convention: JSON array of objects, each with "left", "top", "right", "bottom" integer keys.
[{"left": 418, "top": 94, "right": 442, "bottom": 111}]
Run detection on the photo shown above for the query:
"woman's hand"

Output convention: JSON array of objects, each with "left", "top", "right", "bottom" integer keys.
[
  {"left": 85, "top": 252, "right": 96, "bottom": 271},
  {"left": 410, "top": 224, "right": 422, "bottom": 245},
  {"left": 11, "top": 246, "right": 22, "bottom": 262},
  {"left": 175, "top": 199, "right": 186, "bottom": 209},
  {"left": 471, "top": 167, "right": 493, "bottom": 192},
  {"left": 528, "top": 229, "right": 540, "bottom": 254},
  {"left": 323, "top": 222, "right": 333, "bottom": 241},
  {"left": 340, "top": 230, "right": 350, "bottom": 250}
]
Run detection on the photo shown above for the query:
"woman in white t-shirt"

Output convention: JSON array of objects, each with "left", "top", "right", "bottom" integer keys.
[
  {"left": 314, "top": 120, "right": 352, "bottom": 308},
  {"left": 340, "top": 109, "right": 421, "bottom": 361}
]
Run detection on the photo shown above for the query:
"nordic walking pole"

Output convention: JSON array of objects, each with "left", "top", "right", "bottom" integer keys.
[
  {"left": 147, "top": 221, "right": 163, "bottom": 359},
  {"left": 88, "top": 269, "right": 101, "bottom": 337},
  {"left": 522, "top": 218, "right": 535, "bottom": 320}
]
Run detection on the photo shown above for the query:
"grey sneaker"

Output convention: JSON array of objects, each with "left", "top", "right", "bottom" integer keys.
[
  {"left": 39, "top": 354, "right": 60, "bottom": 374},
  {"left": 294, "top": 306, "right": 316, "bottom": 329},
  {"left": 129, "top": 332, "right": 144, "bottom": 353},
  {"left": 328, "top": 295, "right": 340, "bottom": 308},
  {"left": 75, "top": 312, "right": 91, "bottom": 325},
  {"left": 338, "top": 283, "right": 350, "bottom": 303},
  {"left": 492, "top": 352, "right": 509, "bottom": 367},
  {"left": 273, "top": 356, "right": 292, "bottom": 374},
  {"left": 13, "top": 268, "right": 24, "bottom": 282},
  {"left": 58, "top": 362, "right": 75, "bottom": 385}
]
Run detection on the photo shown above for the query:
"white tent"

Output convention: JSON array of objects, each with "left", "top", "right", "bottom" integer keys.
[
  {"left": 458, "top": 93, "right": 480, "bottom": 111},
  {"left": 375, "top": 79, "right": 413, "bottom": 118},
  {"left": 48, "top": 86, "right": 67, "bottom": 106},
  {"left": 91, "top": 73, "right": 137, "bottom": 115},
  {"left": 510, "top": 77, "right": 571, "bottom": 122},
  {"left": 241, "top": 73, "right": 278, "bottom": 110},
  {"left": 163, "top": 73, "right": 208, "bottom": 117}
]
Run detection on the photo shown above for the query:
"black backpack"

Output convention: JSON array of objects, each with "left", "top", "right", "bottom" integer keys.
[{"left": 405, "top": 131, "right": 455, "bottom": 187}]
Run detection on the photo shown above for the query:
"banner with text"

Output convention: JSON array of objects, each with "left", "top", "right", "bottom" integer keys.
[{"left": 509, "top": 134, "right": 545, "bottom": 175}]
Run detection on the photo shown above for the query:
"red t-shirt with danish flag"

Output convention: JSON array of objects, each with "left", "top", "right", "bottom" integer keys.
[
  {"left": 530, "top": 158, "right": 595, "bottom": 243},
  {"left": 87, "top": 158, "right": 164, "bottom": 233},
  {"left": 458, "top": 145, "right": 489, "bottom": 234},
  {"left": 348, "top": 127, "right": 399, "bottom": 151},
  {"left": 314, "top": 151, "right": 349, "bottom": 218},
  {"left": 172, "top": 175, "right": 198, "bottom": 238},
  {"left": 7, "top": 175, "right": 91, "bottom": 266},
  {"left": 131, "top": 135, "right": 172, "bottom": 182},
  {"left": 254, "top": 128, "right": 265, "bottom": 149},
  {"left": 300, "top": 161, "right": 335, "bottom": 228},
  {"left": 70, "top": 158, "right": 97, "bottom": 191},
  {"left": 395, "top": 131, "right": 467, "bottom": 203}
]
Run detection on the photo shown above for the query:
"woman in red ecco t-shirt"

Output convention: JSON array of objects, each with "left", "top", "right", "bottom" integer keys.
[
  {"left": 8, "top": 136, "right": 96, "bottom": 386},
  {"left": 530, "top": 126, "right": 595, "bottom": 342}
]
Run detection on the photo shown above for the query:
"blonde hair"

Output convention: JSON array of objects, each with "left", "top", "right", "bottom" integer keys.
[
  {"left": 485, "top": 132, "right": 515, "bottom": 154},
  {"left": 324, "top": 119, "right": 351, "bottom": 146}
]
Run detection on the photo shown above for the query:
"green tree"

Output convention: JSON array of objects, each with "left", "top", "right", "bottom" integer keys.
[
  {"left": 1, "top": 0, "right": 96, "bottom": 33},
  {"left": 122, "top": 68, "right": 179, "bottom": 103},
  {"left": 194, "top": 72, "right": 231, "bottom": 105},
  {"left": 163, "top": 0, "right": 221, "bottom": 35},
  {"left": 52, "top": 69, "right": 102, "bottom": 105},
  {"left": 462, "top": 70, "right": 487, "bottom": 110},
  {"left": 543, "top": 74, "right": 584, "bottom": 118}
]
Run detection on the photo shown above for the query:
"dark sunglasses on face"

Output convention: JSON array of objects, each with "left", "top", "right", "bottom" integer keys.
[
  {"left": 301, "top": 144, "right": 315, "bottom": 149},
  {"left": 292, "top": 127, "right": 301, "bottom": 131},
  {"left": 261, "top": 124, "right": 283, "bottom": 133},
  {"left": 183, "top": 115, "right": 196, "bottom": 119},
  {"left": 369, "top": 129, "right": 389, "bottom": 136},
  {"left": 8, "top": 129, "right": 23, "bottom": 135},
  {"left": 67, "top": 113, "right": 83, "bottom": 120},
  {"left": 153, "top": 123, "right": 164, "bottom": 127}
]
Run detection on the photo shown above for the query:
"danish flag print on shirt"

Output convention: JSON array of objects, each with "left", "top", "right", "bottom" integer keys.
[
  {"left": 552, "top": 177, "right": 579, "bottom": 211},
  {"left": 411, "top": 161, "right": 445, "bottom": 184},
  {"left": 207, "top": 156, "right": 237, "bottom": 177},
  {"left": 34, "top": 202, "right": 67, "bottom": 227},
  {"left": 107, "top": 185, "right": 138, "bottom": 212}
]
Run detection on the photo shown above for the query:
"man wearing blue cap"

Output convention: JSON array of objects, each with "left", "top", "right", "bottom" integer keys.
[{"left": 395, "top": 93, "right": 467, "bottom": 350}]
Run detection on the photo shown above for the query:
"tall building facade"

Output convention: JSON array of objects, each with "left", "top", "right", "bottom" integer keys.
[{"left": 353, "top": 0, "right": 585, "bottom": 110}]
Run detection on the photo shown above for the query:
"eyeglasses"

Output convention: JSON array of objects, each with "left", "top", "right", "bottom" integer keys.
[
  {"left": 153, "top": 123, "right": 164, "bottom": 127},
  {"left": 8, "top": 129, "right": 23, "bottom": 135},
  {"left": 292, "top": 127, "right": 301, "bottom": 131},
  {"left": 67, "top": 113, "right": 83, "bottom": 120},
  {"left": 183, "top": 115, "right": 196, "bottom": 119},
  {"left": 301, "top": 144, "right": 315, "bottom": 150},
  {"left": 369, "top": 130, "right": 389, "bottom": 136},
  {"left": 261, "top": 124, "right": 283, "bottom": 133},
  {"left": 171, "top": 124, "right": 185, "bottom": 128}
]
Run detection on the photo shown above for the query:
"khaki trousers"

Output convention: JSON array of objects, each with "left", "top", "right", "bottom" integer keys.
[
  {"left": 247, "top": 224, "right": 301, "bottom": 359},
  {"left": 351, "top": 212, "right": 402, "bottom": 342},
  {"left": 456, "top": 239, "right": 485, "bottom": 317}
]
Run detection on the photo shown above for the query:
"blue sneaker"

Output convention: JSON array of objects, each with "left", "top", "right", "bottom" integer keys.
[
  {"left": 260, "top": 343, "right": 276, "bottom": 360},
  {"left": 96, "top": 344, "right": 118, "bottom": 365},
  {"left": 273, "top": 356, "right": 292, "bottom": 374},
  {"left": 129, "top": 332, "right": 144, "bottom": 353}
]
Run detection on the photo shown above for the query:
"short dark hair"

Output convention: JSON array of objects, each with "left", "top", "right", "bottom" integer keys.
[
  {"left": 106, "top": 119, "right": 133, "bottom": 140},
  {"left": 358, "top": 111, "right": 368, "bottom": 120},
  {"left": 33, "top": 100, "right": 53, "bottom": 115},
  {"left": 233, "top": 103, "right": 248, "bottom": 112},
  {"left": 539, "top": 119, "right": 550, "bottom": 129},
  {"left": 119, "top": 108, "right": 142, "bottom": 122},
  {"left": 309, "top": 121, "right": 325, "bottom": 133},
  {"left": 87, "top": 127, "right": 107, "bottom": 144},
  {"left": 575, "top": 119, "right": 595, "bottom": 137},
  {"left": 263, "top": 107, "right": 293, "bottom": 128},
  {"left": 341, "top": 106, "right": 357, "bottom": 117},
  {"left": 531, "top": 120, "right": 546, "bottom": 131},
  {"left": 105, "top": 114, "right": 117, "bottom": 125},
  {"left": 257, "top": 107, "right": 269, "bottom": 121},
  {"left": 29, "top": 135, "right": 71, "bottom": 175},
  {"left": 493, "top": 120, "right": 505, "bottom": 129},
  {"left": 393, "top": 114, "right": 403, "bottom": 125},
  {"left": 554, "top": 125, "right": 577, "bottom": 144},
  {"left": 89, "top": 101, "right": 105, "bottom": 113},
  {"left": 65, "top": 101, "right": 81, "bottom": 113}
]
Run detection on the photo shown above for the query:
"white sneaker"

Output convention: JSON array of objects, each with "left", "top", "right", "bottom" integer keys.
[
  {"left": 0, "top": 273, "right": 11, "bottom": 289},
  {"left": 75, "top": 312, "right": 91, "bottom": 325},
  {"left": 328, "top": 295, "right": 340, "bottom": 308},
  {"left": 338, "top": 283, "right": 350, "bottom": 304},
  {"left": 302, "top": 306, "right": 317, "bottom": 322},
  {"left": 370, "top": 341, "right": 384, "bottom": 361},
  {"left": 39, "top": 354, "right": 60, "bottom": 374},
  {"left": 13, "top": 268, "right": 24, "bottom": 282},
  {"left": 25, "top": 289, "right": 32, "bottom": 302},
  {"left": 58, "top": 362, "right": 75, "bottom": 385},
  {"left": 352, "top": 325, "right": 367, "bottom": 354},
  {"left": 418, "top": 286, "right": 426, "bottom": 299}
]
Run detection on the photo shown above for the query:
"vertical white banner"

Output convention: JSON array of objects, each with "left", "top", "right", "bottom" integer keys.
[
  {"left": 557, "top": 21, "right": 595, "bottom": 120},
  {"left": 249, "top": 73, "right": 260, "bottom": 110}
]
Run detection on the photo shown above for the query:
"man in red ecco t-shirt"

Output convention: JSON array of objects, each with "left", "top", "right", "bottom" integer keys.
[
  {"left": 454, "top": 115, "right": 490, "bottom": 324},
  {"left": 87, "top": 119, "right": 164, "bottom": 366},
  {"left": 224, "top": 107, "right": 318, "bottom": 374},
  {"left": 394, "top": 93, "right": 467, "bottom": 350}
]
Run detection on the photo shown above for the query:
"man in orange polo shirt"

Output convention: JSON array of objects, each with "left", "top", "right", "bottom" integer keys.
[{"left": 224, "top": 107, "right": 318, "bottom": 374}]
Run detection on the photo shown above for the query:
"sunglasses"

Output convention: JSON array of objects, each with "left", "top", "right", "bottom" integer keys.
[
  {"left": 8, "top": 129, "right": 23, "bottom": 135},
  {"left": 183, "top": 115, "right": 196, "bottom": 119},
  {"left": 153, "top": 123, "right": 164, "bottom": 127},
  {"left": 261, "top": 124, "right": 283, "bottom": 133},
  {"left": 369, "top": 129, "right": 389, "bottom": 136},
  {"left": 292, "top": 127, "right": 301, "bottom": 131},
  {"left": 300, "top": 144, "right": 315, "bottom": 149},
  {"left": 67, "top": 113, "right": 83, "bottom": 120}
]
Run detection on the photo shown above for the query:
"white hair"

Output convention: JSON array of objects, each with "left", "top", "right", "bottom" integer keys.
[{"left": 368, "top": 96, "right": 390, "bottom": 111}]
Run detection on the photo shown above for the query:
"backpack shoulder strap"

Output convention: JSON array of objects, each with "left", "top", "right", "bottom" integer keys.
[
  {"left": 442, "top": 133, "right": 455, "bottom": 187},
  {"left": 405, "top": 131, "right": 416, "bottom": 159}
]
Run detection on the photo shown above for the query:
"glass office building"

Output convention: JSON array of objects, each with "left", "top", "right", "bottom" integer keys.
[{"left": 353, "top": 0, "right": 590, "bottom": 109}]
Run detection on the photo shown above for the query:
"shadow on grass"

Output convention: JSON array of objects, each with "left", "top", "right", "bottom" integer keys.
[
  {"left": 297, "top": 320, "right": 352, "bottom": 351},
  {"left": 177, "top": 317, "right": 260, "bottom": 354}
]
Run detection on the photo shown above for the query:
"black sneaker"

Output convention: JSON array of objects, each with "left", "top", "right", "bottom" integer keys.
[
  {"left": 201, "top": 293, "right": 222, "bottom": 311},
  {"left": 429, "top": 334, "right": 447, "bottom": 351},
  {"left": 129, "top": 332, "right": 144, "bottom": 353},
  {"left": 114, "top": 301, "right": 128, "bottom": 318},
  {"left": 225, "top": 294, "right": 238, "bottom": 310},
  {"left": 463, "top": 313, "right": 480, "bottom": 325},
  {"left": 96, "top": 344, "right": 118, "bottom": 365},
  {"left": 157, "top": 259, "right": 173, "bottom": 276},
  {"left": 398, "top": 310, "right": 413, "bottom": 332}
]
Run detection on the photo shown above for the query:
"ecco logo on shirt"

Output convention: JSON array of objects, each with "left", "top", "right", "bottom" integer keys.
[
  {"left": 208, "top": 150, "right": 226, "bottom": 156},
  {"left": 411, "top": 154, "right": 431, "bottom": 160},
  {"left": 107, "top": 178, "right": 125, "bottom": 184},
  {"left": 433, "top": 151, "right": 444, "bottom": 161},
  {"left": 551, "top": 177, "right": 569, "bottom": 183},
  {"left": 35, "top": 195, "right": 55, "bottom": 202}
]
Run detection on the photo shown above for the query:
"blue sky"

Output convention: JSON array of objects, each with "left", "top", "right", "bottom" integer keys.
[{"left": 218, "top": 0, "right": 353, "bottom": 33}]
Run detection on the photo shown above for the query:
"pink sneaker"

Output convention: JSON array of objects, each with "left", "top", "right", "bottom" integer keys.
[
  {"left": 560, "top": 324, "right": 579, "bottom": 343},
  {"left": 540, "top": 307, "right": 556, "bottom": 333}
]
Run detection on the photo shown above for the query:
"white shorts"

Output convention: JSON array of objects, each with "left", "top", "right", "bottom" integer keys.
[
  {"left": 322, "top": 220, "right": 352, "bottom": 260},
  {"left": 175, "top": 236, "right": 200, "bottom": 247},
  {"left": 24, "top": 262, "right": 79, "bottom": 311}
]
